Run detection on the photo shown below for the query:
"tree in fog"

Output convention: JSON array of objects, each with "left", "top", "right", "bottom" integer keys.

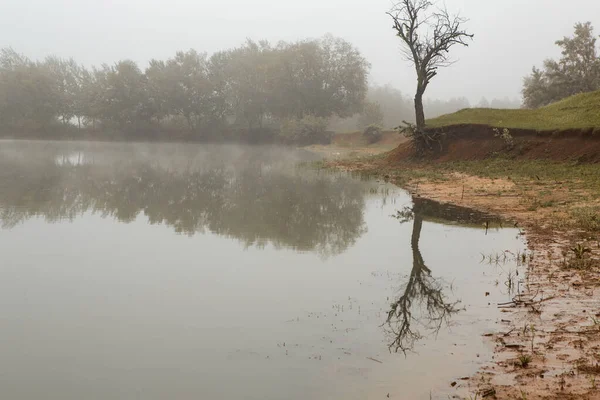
[
  {"left": 328, "top": 84, "right": 412, "bottom": 133},
  {"left": 523, "top": 22, "right": 600, "bottom": 108},
  {"left": 489, "top": 97, "right": 521, "bottom": 109},
  {"left": 357, "top": 101, "right": 384, "bottom": 129},
  {"left": 273, "top": 36, "right": 369, "bottom": 120},
  {"left": 316, "top": 35, "right": 370, "bottom": 118},
  {"left": 224, "top": 40, "right": 277, "bottom": 137},
  {"left": 424, "top": 96, "right": 470, "bottom": 117},
  {"left": 387, "top": 0, "right": 473, "bottom": 134},
  {"left": 100, "top": 60, "right": 155, "bottom": 132},
  {"left": 81, "top": 66, "right": 108, "bottom": 130},
  {"left": 368, "top": 85, "right": 413, "bottom": 128},
  {"left": 44, "top": 56, "right": 85, "bottom": 126},
  {"left": 145, "top": 59, "right": 173, "bottom": 126},
  {"left": 0, "top": 48, "right": 59, "bottom": 132},
  {"left": 160, "top": 50, "right": 212, "bottom": 135},
  {"left": 477, "top": 97, "right": 490, "bottom": 108},
  {"left": 146, "top": 50, "right": 229, "bottom": 136}
]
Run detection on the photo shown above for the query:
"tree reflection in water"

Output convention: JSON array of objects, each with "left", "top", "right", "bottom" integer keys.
[
  {"left": 0, "top": 143, "right": 369, "bottom": 257},
  {"left": 384, "top": 197, "right": 498, "bottom": 354}
]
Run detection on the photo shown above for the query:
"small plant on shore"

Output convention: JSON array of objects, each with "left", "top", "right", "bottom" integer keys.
[
  {"left": 591, "top": 317, "right": 600, "bottom": 331},
  {"left": 493, "top": 127, "right": 515, "bottom": 149},
  {"left": 518, "top": 251, "right": 528, "bottom": 266},
  {"left": 505, "top": 270, "right": 516, "bottom": 293},
  {"left": 563, "top": 243, "right": 594, "bottom": 269},
  {"left": 517, "top": 353, "right": 532, "bottom": 368},
  {"left": 529, "top": 324, "right": 536, "bottom": 353},
  {"left": 572, "top": 243, "right": 592, "bottom": 260},
  {"left": 559, "top": 374, "right": 566, "bottom": 391}
]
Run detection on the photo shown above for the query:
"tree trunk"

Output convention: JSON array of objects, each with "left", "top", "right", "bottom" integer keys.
[
  {"left": 410, "top": 213, "right": 423, "bottom": 254},
  {"left": 414, "top": 89, "right": 425, "bottom": 131},
  {"left": 185, "top": 114, "right": 194, "bottom": 132}
]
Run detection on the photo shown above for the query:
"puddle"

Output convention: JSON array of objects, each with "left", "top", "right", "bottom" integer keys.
[{"left": 0, "top": 141, "right": 527, "bottom": 399}]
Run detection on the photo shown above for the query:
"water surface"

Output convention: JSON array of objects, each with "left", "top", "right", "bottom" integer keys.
[{"left": 0, "top": 141, "right": 525, "bottom": 399}]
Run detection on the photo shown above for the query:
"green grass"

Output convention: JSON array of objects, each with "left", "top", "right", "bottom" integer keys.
[
  {"left": 427, "top": 90, "right": 600, "bottom": 131},
  {"left": 437, "top": 159, "right": 600, "bottom": 191},
  {"left": 570, "top": 206, "right": 600, "bottom": 232},
  {"left": 517, "top": 354, "right": 532, "bottom": 368}
]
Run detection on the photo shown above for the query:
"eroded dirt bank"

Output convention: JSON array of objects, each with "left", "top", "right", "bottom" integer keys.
[
  {"left": 388, "top": 125, "right": 600, "bottom": 164},
  {"left": 325, "top": 153, "right": 600, "bottom": 400}
]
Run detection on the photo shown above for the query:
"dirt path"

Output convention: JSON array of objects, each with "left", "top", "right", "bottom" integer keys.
[{"left": 325, "top": 156, "right": 600, "bottom": 400}]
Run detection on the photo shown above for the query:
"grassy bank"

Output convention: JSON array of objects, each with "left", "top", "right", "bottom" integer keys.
[{"left": 427, "top": 89, "right": 600, "bottom": 131}]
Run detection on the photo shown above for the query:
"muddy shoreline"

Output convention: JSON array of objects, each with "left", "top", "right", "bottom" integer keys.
[{"left": 324, "top": 154, "right": 600, "bottom": 400}]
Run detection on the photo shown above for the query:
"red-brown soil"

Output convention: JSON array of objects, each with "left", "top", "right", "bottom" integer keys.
[{"left": 386, "top": 125, "right": 600, "bottom": 164}]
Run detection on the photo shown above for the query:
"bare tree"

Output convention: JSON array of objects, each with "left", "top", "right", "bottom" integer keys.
[{"left": 387, "top": 0, "right": 473, "bottom": 137}]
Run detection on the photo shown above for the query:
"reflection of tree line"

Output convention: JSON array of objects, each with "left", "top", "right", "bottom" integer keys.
[
  {"left": 0, "top": 149, "right": 367, "bottom": 256},
  {"left": 385, "top": 198, "right": 498, "bottom": 353}
]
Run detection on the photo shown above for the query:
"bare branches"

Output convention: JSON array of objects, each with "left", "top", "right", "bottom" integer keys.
[
  {"left": 386, "top": 0, "right": 434, "bottom": 71},
  {"left": 388, "top": 0, "right": 473, "bottom": 86}
]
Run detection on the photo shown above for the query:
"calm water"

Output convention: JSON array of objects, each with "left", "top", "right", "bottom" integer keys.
[{"left": 0, "top": 141, "right": 525, "bottom": 400}]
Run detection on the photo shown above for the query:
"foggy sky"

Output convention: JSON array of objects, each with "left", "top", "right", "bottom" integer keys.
[{"left": 2, "top": 0, "right": 600, "bottom": 103}]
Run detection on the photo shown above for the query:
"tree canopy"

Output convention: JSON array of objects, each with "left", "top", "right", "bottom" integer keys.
[{"left": 522, "top": 22, "right": 600, "bottom": 109}]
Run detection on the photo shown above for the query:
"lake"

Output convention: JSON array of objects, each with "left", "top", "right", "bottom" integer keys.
[{"left": 0, "top": 141, "right": 526, "bottom": 399}]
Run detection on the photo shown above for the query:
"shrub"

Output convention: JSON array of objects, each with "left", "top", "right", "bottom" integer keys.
[
  {"left": 493, "top": 127, "right": 515, "bottom": 148},
  {"left": 363, "top": 124, "right": 383, "bottom": 144},
  {"left": 279, "top": 115, "right": 331, "bottom": 145}
]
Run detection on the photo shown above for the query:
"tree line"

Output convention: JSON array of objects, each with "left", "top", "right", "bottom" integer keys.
[{"left": 0, "top": 35, "right": 369, "bottom": 144}]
